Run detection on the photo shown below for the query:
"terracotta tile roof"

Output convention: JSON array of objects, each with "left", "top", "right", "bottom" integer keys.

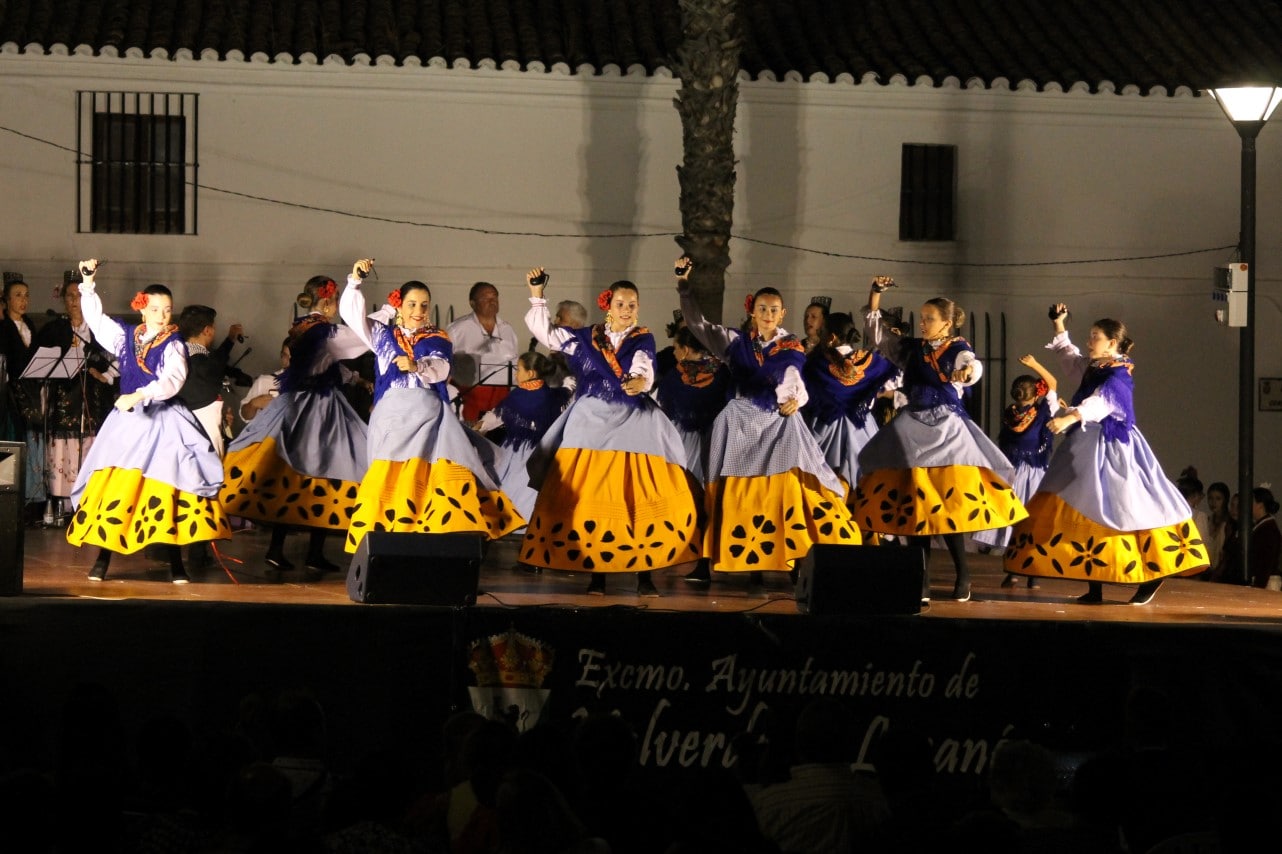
[{"left": 3, "top": 0, "right": 1281, "bottom": 95}]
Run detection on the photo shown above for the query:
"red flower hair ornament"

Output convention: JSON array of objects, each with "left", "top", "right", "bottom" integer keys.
[
  {"left": 744, "top": 293, "right": 755, "bottom": 315},
  {"left": 386, "top": 290, "right": 403, "bottom": 309},
  {"left": 1035, "top": 379, "right": 1049, "bottom": 398},
  {"left": 130, "top": 291, "right": 150, "bottom": 311},
  {"left": 597, "top": 289, "right": 613, "bottom": 312},
  {"left": 315, "top": 279, "right": 337, "bottom": 301}
]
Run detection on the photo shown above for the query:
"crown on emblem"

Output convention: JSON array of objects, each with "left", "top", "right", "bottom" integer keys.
[
  {"left": 809, "top": 295, "right": 832, "bottom": 310},
  {"left": 468, "top": 628, "right": 554, "bottom": 689}
]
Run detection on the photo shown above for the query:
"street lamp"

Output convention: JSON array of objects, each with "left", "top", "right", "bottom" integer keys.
[{"left": 1208, "top": 84, "right": 1282, "bottom": 583}]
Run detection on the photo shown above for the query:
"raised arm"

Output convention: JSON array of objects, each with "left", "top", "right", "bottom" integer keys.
[
  {"left": 75, "top": 259, "right": 125, "bottom": 356},
  {"left": 524, "top": 267, "right": 576, "bottom": 352},
  {"left": 863, "top": 276, "right": 904, "bottom": 367},
  {"left": 1018, "top": 353, "right": 1058, "bottom": 393},
  {"left": 674, "top": 257, "right": 737, "bottom": 359},
  {"left": 337, "top": 258, "right": 382, "bottom": 353},
  {"left": 1043, "top": 302, "right": 1088, "bottom": 387}
]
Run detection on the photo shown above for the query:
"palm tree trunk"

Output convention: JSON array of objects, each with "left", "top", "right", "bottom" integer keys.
[{"left": 673, "top": 0, "right": 743, "bottom": 324}]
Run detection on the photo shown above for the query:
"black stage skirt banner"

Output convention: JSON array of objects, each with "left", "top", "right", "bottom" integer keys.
[
  {"left": 458, "top": 607, "right": 1282, "bottom": 798},
  {"left": 6, "top": 599, "right": 1282, "bottom": 804}
]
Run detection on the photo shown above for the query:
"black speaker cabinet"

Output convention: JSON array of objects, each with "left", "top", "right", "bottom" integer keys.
[
  {"left": 795, "top": 543, "right": 924, "bottom": 615},
  {"left": 0, "top": 441, "right": 26, "bottom": 595},
  {"left": 347, "top": 532, "right": 485, "bottom": 605}
]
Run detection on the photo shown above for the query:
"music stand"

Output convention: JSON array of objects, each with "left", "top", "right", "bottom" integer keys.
[
  {"left": 20, "top": 346, "right": 84, "bottom": 382},
  {"left": 20, "top": 345, "right": 86, "bottom": 525}
]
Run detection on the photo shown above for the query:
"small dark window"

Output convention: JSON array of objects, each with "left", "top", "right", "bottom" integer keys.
[
  {"left": 899, "top": 143, "right": 956, "bottom": 241},
  {"left": 77, "top": 92, "right": 198, "bottom": 235}
]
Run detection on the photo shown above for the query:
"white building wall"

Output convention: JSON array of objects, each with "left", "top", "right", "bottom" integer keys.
[{"left": 2, "top": 52, "right": 1279, "bottom": 489}]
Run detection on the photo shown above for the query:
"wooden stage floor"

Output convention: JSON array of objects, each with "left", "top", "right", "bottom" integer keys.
[{"left": 12, "top": 524, "right": 1282, "bottom": 627}]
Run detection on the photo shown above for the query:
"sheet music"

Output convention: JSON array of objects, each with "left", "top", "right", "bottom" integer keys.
[{"left": 20, "top": 346, "right": 85, "bottom": 380}]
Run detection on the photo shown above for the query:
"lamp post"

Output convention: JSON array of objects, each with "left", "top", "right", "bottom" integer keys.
[{"left": 1208, "top": 85, "right": 1282, "bottom": 583}]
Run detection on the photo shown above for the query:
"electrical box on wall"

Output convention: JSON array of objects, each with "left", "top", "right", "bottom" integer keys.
[{"left": 1213, "top": 262, "right": 1249, "bottom": 327}]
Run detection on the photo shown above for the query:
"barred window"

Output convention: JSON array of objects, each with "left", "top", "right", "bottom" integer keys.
[
  {"left": 899, "top": 143, "right": 956, "bottom": 242},
  {"left": 77, "top": 92, "right": 198, "bottom": 235}
]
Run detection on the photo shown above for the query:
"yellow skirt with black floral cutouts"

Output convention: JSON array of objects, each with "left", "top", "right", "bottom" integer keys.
[
  {"left": 221, "top": 438, "right": 362, "bottom": 532},
  {"left": 68, "top": 467, "right": 232, "bottom": 553},
  {"left": 1003, "top": 493, "right": 1207, "bottom": 583},
  {"left": 704, "top": 470, "right": 862, "bottom": 572},
  {"left": 520, "top": 448, "right": 702, "bottom": 572},
  {"left": 345, "top": 458, "right": 524, "bottom": 552},
  {"left": 852, "top": 465, "right": 1028, "bottom": 537}
]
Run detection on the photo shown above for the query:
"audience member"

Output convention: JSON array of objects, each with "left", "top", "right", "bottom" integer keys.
[
  {"left": 570, "top": 712, "right": 672, "bottom": 854},
  {"left": 1176, "top": 467, "right": 1211, "bottom": 572},
  {"left": 749, "top": 698, "right": 889, "bottom": 854},
  {"left": 1213, "top": 492, "right": 1245, "bottom": 584},
  {"left": 1072, "top": 684, "right": 1218, "bottom": 854},
  {"left": 1247, "top": 485, "right": 1281, "bottom": 588},
  {"left": 495, "top": 768, "right": 610, "bottom": 854},
  {"left": 1203, "top": 480, "right": 1232, "bottom": 577}
]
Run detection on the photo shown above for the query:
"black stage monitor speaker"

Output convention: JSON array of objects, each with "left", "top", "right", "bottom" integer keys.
[
  {"left": 347, "top": 531, "right": 485, "bottom": 605},
  {"left": 0, "top": 441, "right": 26, "bottom": 595},
  {"left": 795, "top": 543, "right": 924, "bottom": 616}
]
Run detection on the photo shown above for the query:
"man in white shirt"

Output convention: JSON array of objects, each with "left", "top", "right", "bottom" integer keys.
[{"left": 447, "top": 281, "right": 520, "bottom": 421}]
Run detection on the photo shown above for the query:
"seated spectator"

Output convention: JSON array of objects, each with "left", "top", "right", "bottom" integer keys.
[
  {"left": 750, "top": 698, "right": 890, "bottom": 854},
  {"left": 495, "top": 768, "right": 609, "bottom": 854}
]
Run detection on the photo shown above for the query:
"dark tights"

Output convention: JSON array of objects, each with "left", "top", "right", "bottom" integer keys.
[
  {"left": 909, "top": 533, "right": 970, "bottom": 599},
  {"left": 267, "top": 527, "right": 330, "bottom": 561},
  {"left": 92, "top": 545, "right": 184, "bottom": 575}
]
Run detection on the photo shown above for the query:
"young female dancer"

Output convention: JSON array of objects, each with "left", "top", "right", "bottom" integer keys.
[
  {"left": 1002, "top": 305, "right": 1208, "bottom": 604},
  {"left": 340, "top": 263, "right": 525, "bottom": 552},
  {"left": 677, "top": 259, "right": 861, "bottom": 593},
  {"left": 801, "top": 311, "right": 899, "bottom": 505},
  {"left": 221, "top": 270, "right": 370, "bottom": 579},
  {"left": 972, "top": 355, "right": 1059, "bottom": 589},
  {"left": 655, "top": 326, "right": 731, "bottom": 585},
  {"left": 67, "top": 260, "right": 230, "bottom": 582},
  {"left": 522, "top": 267, "right": 701, "bottom": 596},
  {"left": 853, "top": 277, "right": 1026, "bottom": 602},
  {"left": 474, "top": 349, "right": 571, "bottom": 525}
]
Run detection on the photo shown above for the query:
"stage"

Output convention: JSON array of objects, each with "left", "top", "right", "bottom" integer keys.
[{"left": 5, "top": 524, "right": 1282, "bottom": 809}]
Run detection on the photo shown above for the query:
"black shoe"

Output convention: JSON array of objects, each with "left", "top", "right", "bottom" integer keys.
[
  {"left": 1027, "top": 578, "right": 1040, "bottom": 590},
  {"left": 1129, "top": 578, "right": 1164, "bottom": 606},
  {"left": 683, "top": 560, "right": 711, "bottom": 586},
  {"left": 1000, "top": 574, "right": 1016, "bottom": 589},
  {"left": 637, "top": 574, "right": 660, "bottom": 598},
  {"left": 171, "top": 567, "right": 191, "bottom": 585},
  {"left": 586, "top": 575, "right": 606, "bottom": 596},
  {"left": 951, "top": 582, "right": 972, "bottom": 602},
  {"left": 265, "top": 551, "right": 295, "bottom": 573},
  {"left": 303, "top": 554, "right": 340, "bottom": 581},
  {"left": 1077, "top": 583, "right": 1104, "bottom": 604},
  {"left": 88, "top": 559, "right": 108, "bottom": 582},
  {"left": 746, "top": 571, "right": 767, "bottom": 599},
  {"left": 518, "top": 562, "right": 543, "bottom": 575},
  {"left": 305, "top": 554, "right": 340, "bottom": 574}
]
